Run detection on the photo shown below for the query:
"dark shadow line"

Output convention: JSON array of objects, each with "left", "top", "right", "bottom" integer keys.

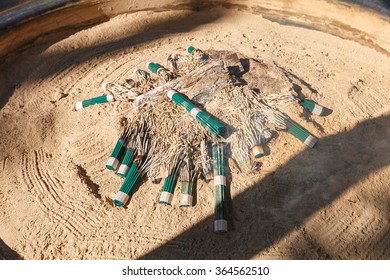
[
  {"left": 140, "top": 113, "right": 390, "bottom": 259},
  {"left": 275, "top": 63, "right": 319, "bottom": 95},
  {"left": 0, "top": 0, "right": 78, "bottom": 31},
  {"left": 0, "top": 1, "right": 225, "bottom": 111},
  {"left": 0, "top": 239, "right": 23, "bottom": 260},
  {"left": 35, "top": 8, "right": 224, "bottom": 79}
]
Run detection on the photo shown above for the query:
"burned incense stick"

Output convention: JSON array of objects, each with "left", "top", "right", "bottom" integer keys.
[
  {"left": 133, "top": 60, "right": 223, "bottom": 108},
  {"left": 261, "top": 105, "right": 318, "bottom": 148}
]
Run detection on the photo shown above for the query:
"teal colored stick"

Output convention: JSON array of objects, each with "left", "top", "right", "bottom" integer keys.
[
  {"left": 117, "top": 148, "right": 135, "bottom": 178},
  {"left": 146, "top": 62, "right": 164, "bottom": 74},
  {"left": 106, "top": 139, "right": 127, "bottom": 171},
  {"left": 113, "top": 162, "right": 140, "bottom": 207},
  {"left": 286, "top": 120, "right": 318, "bottom": 148},
  {"left": 167, "top": 90, "right": 225, "bottom": 137},
  {"left": 159, "top": 176, "right": 179, "bottom": 205},
  {"left": 187, "top": 45, "right": 209, "bottom": 60},
  {"left": 180, "top": 181, "right": 194, "bottom": 207},
  {"left": 74, "top": 94, "right": 114, "bottom": 110},
  {"left": 212, "top": 142, "right": 227, "bottom": 233},
  {"left": 106, "top": 127, "right": 130, "bottom": 171},
  {"left": 299, "top": 99, "right": 326, "bottom": 116},
  {"left": 187, "top": 46, "right": 196, "bottom": 54}
]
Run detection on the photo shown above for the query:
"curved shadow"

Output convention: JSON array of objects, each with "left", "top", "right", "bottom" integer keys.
[
  {"left": 1, "top": 1, "right": 389, "bottom": 260},
  {"left": 0, "top": 239, "right": 23, "bottom": 260},
  {"left": 0, "top": 1, "right": 223, "bottom": 111},
  {"left": 141, "top": 114, "right": 390, "bottom": 259},
  {"left": 0, "top": 1, "right": 77, "bottom": 31}
]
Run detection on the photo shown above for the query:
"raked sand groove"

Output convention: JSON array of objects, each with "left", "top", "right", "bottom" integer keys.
[
  {"left": 18, "top": 149, "right": 183, "bottom": 259},
  {"left": 0, "top": 2, "right": 389, "bottom": 259},
  {"left": 21, "top": 150, "right": 102, "bottom": 236}
]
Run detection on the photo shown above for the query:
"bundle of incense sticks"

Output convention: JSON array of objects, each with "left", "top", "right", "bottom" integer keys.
[
  {"left": 113, "top": 161, "right": 141, "bottom": 207},
  {"left": 147, "top": 62, "right": 175, "bottom": 82},
  {"left": 167, "top": 53, "right": 192, "bottom": 71},
  {"left": 159, "top": 153, "right": 184, "bottom": 205},
  {"left": 200, "top": 140, "right": 213, "bottom": 181},
  {"left": 286, "top": 119, "right": 318, "bottom": 148},
  {"left": 117, "top": 147, "right": 135, "bottom": 178},
  {"left": 100, "top": 82, "right": 137, "bottom": 100},
  {"left": 212, "top": 142, "right": 228, "bottom": 233},
  {"left": 113, "top": 122, "right": 154, "bottom": 207},
  {"left": 242, "top": 113, "right": 268, "bottom": 160},
  {"left": 180, "top": 157, "right": 197, "bottom": 207},
  {"left": 74, "top": 94, "right": 114, "bottom": 111},
  {"left": 299, "top": 99, "right": 328, "bottom": 116},
  {"left": 166, "top": 89, "right": 226, "bottom": 138},
  {"left": 80, "top": 46, "right": 332, "bottom": 233},
  {"left": 263, "top": 106, "right": 318, "bottom": 148},
  {"left": 106, "top": 127, "right": 130, "bottom": 171},
  {"left": 117, "top": 128, "right": 138, "bottom": 178},
  {"left": 187, "top": 45, "right": 209, "bottom": 60}
]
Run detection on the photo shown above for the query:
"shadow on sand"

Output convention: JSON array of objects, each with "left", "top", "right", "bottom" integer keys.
[
  {"left": 140, "top": 114, "right": 390, "bottom": 259},
  {"left": 0, "top": 239, "right": 23, "bottom": 260},
  {"left": 0, "top": 1, "right": 223, "bottom": 111}
]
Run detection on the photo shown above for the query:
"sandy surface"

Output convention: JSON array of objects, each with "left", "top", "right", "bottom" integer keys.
[{"left": 0, "top": 1, "right": 389, "bottom": 259}]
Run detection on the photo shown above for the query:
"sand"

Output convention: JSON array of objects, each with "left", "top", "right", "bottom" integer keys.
[{"left": 0, "top": 0, "right": 389, "bottom": 259}]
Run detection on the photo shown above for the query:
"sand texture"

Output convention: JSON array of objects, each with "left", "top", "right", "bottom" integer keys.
[{"left": 0, "top": 1, "right": 389, "bottom": 259}]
